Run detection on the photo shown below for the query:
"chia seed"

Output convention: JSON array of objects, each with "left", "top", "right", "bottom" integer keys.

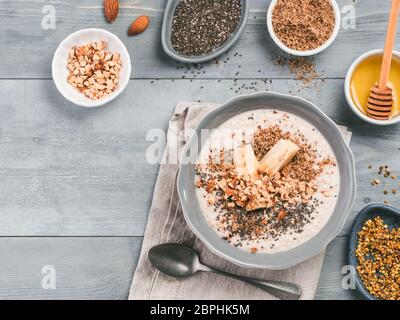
[
  {"left": 216, "top": 202, "right": 317, "bottom": 247},
  {"left": 171, "top": 0, "right": 242, "bottom": 56}
]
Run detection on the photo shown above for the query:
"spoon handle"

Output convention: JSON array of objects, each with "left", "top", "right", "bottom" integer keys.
[
  {"left": 199, "top": 265, "right": 301, "bottom": 300},
  {"left": 379, "top": 0, "right": 400, "bottom": 89}
]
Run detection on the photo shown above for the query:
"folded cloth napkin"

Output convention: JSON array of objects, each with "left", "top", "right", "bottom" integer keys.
[{"left": 129, "top": 102, "right": 352, "bottom": 300}]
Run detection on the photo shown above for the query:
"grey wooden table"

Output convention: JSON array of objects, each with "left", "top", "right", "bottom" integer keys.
[{"left": 0, "top": 0, "right": 399, "bottom": 300}]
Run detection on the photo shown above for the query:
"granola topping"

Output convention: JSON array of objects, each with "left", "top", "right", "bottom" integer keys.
[{"left": 67, "top": 41, "right": 122, "bottom": 100}]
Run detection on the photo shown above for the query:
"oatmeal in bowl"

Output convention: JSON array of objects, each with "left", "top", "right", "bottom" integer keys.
[
  {"left": 195, "top": 109, "right": 340, "bottom": 254},
  {"left": 178, "top": 92, "right": 356, "bottom": 269}
]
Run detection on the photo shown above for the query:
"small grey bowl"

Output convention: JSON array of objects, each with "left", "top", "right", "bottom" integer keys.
[
  {"left": 348, "top": 204, "right": 400, "bottom": 300},
  {"left": 177, "top": 92, "right": 357, "bottom": 270},
  {"left": 161, "top": 0, "right": 250, "bottom": 63}
]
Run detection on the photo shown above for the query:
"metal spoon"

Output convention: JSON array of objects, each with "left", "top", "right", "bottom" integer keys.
[{"left": 148, "top": 243, "right": 302, "bottom": 300}]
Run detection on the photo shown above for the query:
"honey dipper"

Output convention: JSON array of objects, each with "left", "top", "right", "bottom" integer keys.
[{"left": 367, "top": 0, "right": 400, "bottom": 120}]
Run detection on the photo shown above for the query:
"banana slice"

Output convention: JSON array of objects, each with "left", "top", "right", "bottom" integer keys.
[
  {"left": 259, "top": 139, "right": 300, "bottom": 176},
  {"left": 233, "top": 144, "right": 259, "bottom": 180}
]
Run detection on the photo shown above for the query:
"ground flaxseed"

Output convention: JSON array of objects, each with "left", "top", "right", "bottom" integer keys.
[
  {"left": 275, "top": 56, "right": 320, "bottom": 85},
  {"left": 171, "top": 0, "right": 242, "bottom": 56},
  {"left": 272, "top": 0, "right": 335, "bottom": 51}
]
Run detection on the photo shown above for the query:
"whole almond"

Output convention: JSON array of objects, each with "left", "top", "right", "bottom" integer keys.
[
  {"left": 104, "top": 0, "right": 119, "bottom": 23},
  {"left": 128, "top": 15, "right": 150, "bottom": 36}
]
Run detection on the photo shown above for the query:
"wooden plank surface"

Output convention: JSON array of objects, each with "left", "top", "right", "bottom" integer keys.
[
  {"left": 0, "top": 237, "right": 142, "bottom": 300},
  {"left": 315, "top": 236, "right": 362, "bottom": 300},
  {"left": 0, "top": 236, "right": 358, "bottom": 300},
  {"left": 1, "top": 0, "right": 399, "bottom": 300},
  {"left": 0, "top": 0, "right": 398, "bottom": 79},
  {"left": 1, "top": 79, "right": 399, "bottom": 236}
]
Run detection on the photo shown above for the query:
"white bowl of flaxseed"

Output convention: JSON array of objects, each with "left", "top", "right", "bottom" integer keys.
[{"left": 267, "top": 0, "right": 341, "bottom": 57}]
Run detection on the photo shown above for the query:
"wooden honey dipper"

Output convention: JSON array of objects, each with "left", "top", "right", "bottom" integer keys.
[{"left": 367, "top": 0, "right": 400, "bottom": 120}]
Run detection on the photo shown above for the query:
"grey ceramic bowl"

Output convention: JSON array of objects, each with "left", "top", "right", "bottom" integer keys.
[
  {"left": 177, "top": 92, "right": 357, "bottom": 270},
  {"left": 161, "top": 0, "right": 250, "bottom": 63}
]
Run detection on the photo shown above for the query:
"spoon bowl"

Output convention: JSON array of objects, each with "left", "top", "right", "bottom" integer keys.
[{"left": 149, "top": 243, "right": 200, "bottom": 278}]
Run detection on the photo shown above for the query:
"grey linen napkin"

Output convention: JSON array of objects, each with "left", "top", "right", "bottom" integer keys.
[{"left": 129, "top": 102, "right": 352, "bottom": 300}]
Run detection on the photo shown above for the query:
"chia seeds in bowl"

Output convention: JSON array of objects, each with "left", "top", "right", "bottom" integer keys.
[
  {"left": 161, "top": 0, "right": 250, "bottom": 63},
  {"left": 171, "top": 0, "right": 242, "bottom": 56}
]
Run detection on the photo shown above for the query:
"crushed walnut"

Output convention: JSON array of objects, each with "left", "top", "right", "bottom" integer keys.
[
  {"left": 67, "top": 41, "right": 122, "bottom": 100},
  {"left": 195, "top": 124, "right": 336, "bottom": 249}
]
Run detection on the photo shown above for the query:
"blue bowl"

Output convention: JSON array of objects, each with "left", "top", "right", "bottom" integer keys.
[
  {"left": 348, "top": 204, "right": 400, "bottom": 300},
  {"left": 161, "top": 0, "right": 250, "bottom": 63}
]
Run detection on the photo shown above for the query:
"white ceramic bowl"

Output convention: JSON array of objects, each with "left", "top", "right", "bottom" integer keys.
[
  {"left": 267, "top": 0, "right": 341, "bottom": 56},
  {"left": 52, "top": 28, "right": 131, "bottom": 108},
  {"left": 345, "top": 49, "right": 400, "bottom": 126}
]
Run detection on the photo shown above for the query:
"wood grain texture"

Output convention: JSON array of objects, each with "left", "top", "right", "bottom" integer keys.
[
  {"left": 315, "top": 236, "right": 363, "bottom": 300},
  {"left": 0, "top": 0, "right": 399, "bottom": 79},
  {"left": 0, "top": 0, "right": 398, "bottom": 300},
  {"left": 0, "top": 236, "right": 359, "bottom": 300},
  {"left": 0, "top": 237, "right": 142, "bottom": 300},
  {"left": 0, "top": 79, "right": 399, "bottom": 236}
]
